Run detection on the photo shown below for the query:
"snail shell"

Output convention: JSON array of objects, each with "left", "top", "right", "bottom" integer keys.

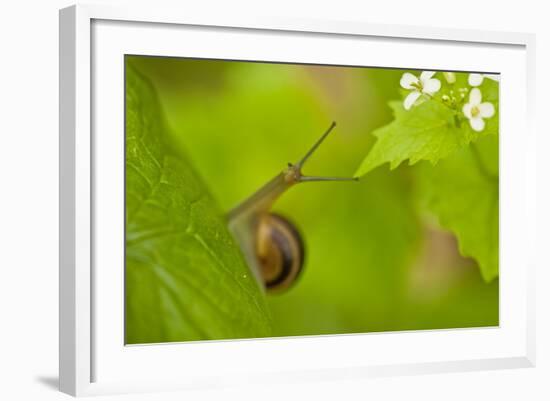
[{"left": 257, "top": 213, "right": 305, "bottom": 292}]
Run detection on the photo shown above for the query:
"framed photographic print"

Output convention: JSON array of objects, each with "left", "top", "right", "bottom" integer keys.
[{"left": 59, "top": 4, "right": 536, "bottom": 396}]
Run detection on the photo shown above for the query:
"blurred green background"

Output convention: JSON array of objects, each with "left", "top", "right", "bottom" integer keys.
[{"left": 127, "top": 55, "right": 498, "bottom": 337}]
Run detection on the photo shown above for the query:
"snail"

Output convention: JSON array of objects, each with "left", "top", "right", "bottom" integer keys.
[{"left": 227, "top": 122, "right": 358, "bottom": 294}]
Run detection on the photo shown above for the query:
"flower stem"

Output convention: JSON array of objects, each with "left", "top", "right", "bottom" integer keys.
[{"left": 424, "top": 93, "right": 457, "bottom": 113}]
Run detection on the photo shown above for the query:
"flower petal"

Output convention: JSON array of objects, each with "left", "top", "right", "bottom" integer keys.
[
  {"left": 468, "top": 73, "right": 484, "bottom": 87},
  {"left": 420, "top": 71, "right": 436, "bottom": 81},
  {"left": 400, "top": 73, "right": 418, "bottom": 89},
  {"left": 469, "top": 88, "right": 482, "bottom": 105},
  {"left": 462, "top": 103, "right": 473, "bottom": 119},
  {"left": 479, "top": 102, "right": 495, "bottom": 118},
  {"left": 470, "top": 116, "right": 485, "bottom": 132},
  {"left": 403, "top": 91, "right": 421, "bottom": 110},
  {"left": 443, "top": 72, "right": 456, "bottom": 84},
  {"left": 484, "top": 74, "right": 500, "bottom": 82},
  {"left": 423, "top": 78, "right": 441, "bottom": 94}
]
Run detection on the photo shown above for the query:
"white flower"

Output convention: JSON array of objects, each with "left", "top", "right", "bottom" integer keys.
[
  {"left": 468, "top": 73, "right": 500, "bottom": 87},
  {"left": 400, "top": 71, "right": 441, "bottom": 110},
  {"left": 462, "top": 88, "right": 495, "bottom": 132}
]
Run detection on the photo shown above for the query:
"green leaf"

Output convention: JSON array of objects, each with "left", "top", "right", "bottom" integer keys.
[
  {"left": 355, "top": 74, "right": 499, "bottom": 177},
  {"left": 125, "top": 64, "right": 271, "bottom": 344},
  {"left": 355, "top": 100, "right": 464, "bottom": 176},
  {"left": 416, "top": 134, "right": 499, "bottom": 282}
]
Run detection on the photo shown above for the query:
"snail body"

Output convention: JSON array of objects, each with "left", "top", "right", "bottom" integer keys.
[{"left": 228, "top": 122, "right": 357, "bottom": 293}]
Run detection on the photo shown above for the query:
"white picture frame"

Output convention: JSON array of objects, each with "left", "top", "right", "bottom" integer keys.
[{"left": 59, "top": 3, "right": 536, "bottom": 397}]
